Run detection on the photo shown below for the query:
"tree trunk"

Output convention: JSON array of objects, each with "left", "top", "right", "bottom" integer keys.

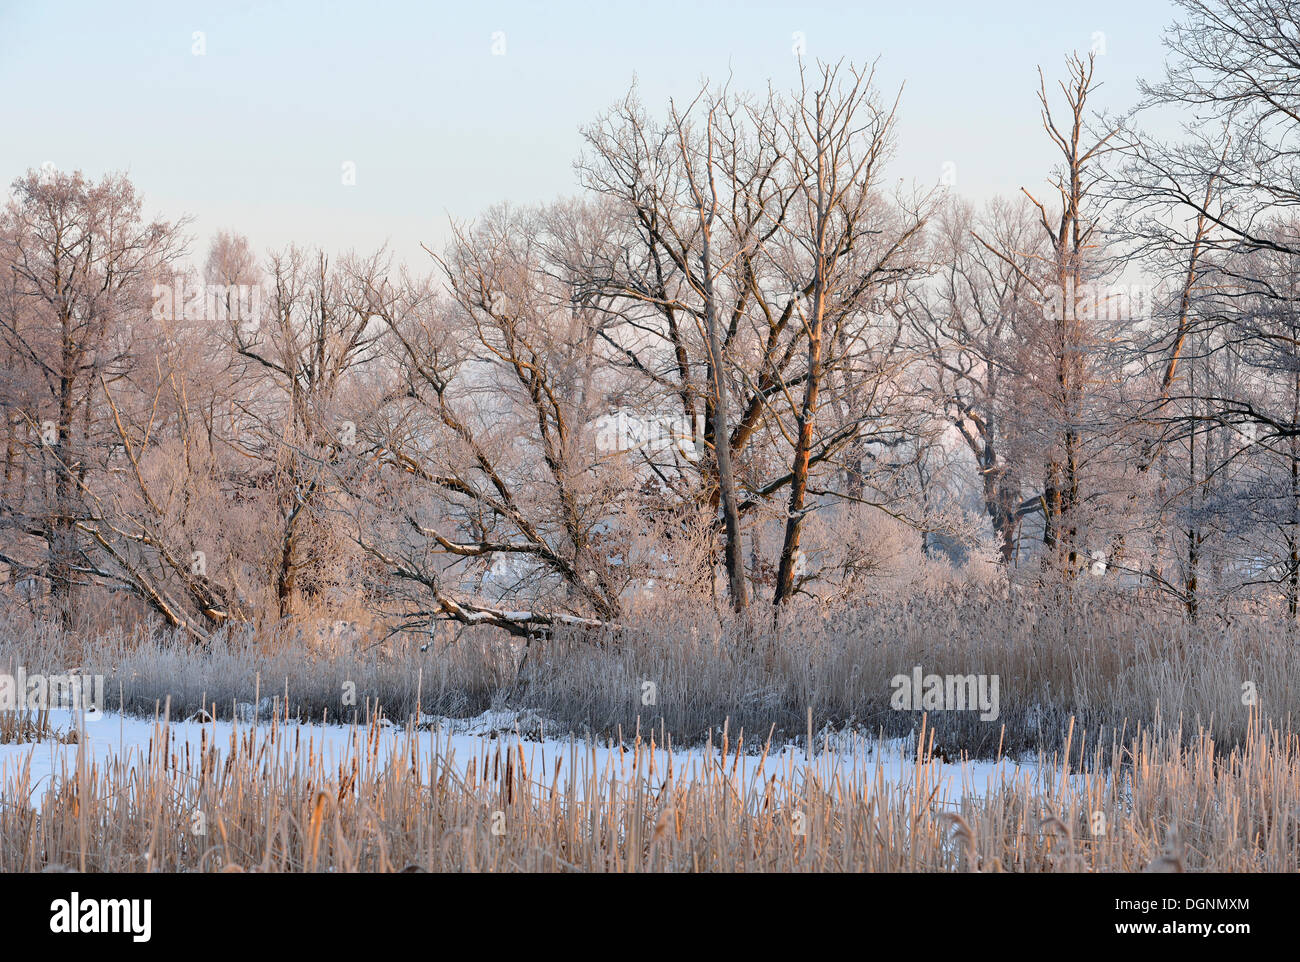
[
  {"left": 774, "top": 296, "right": 823, "bottom": 606},
  {"left": 703, "top": 241, "right": 748, "bottom": 612}
]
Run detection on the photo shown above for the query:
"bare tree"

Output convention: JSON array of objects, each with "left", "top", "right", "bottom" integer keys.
[
  {"left": 0, "top": 168, "right": 184, "bottom": 627},
  {"left": 911, "top": 196, "right": 1047, "bottom": 563},
  {"left": 769, "top": 60, "right": 932, "bottom": 605},
  {"left": 576, "top": 82, "right": 792, "bottom": 610},
  {"left": 1133, "top": 0, "right": 1300, "bottom": 446},
  {"left": 976, "top": 55, "right": 1126, "bottom": 575},
  {"left": 231, "top": 244, "right": 384, "bottom": 619},
  {"left": 346, "top": 205, "right": 632, "bottom": 637},
  {"left": 579, "top": 69, "right": 931, "bottom": 611}
]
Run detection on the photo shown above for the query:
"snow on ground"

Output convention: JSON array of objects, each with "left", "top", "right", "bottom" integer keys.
[{"left": 0, "top": 707, "right": 1042, "bottom": 809}]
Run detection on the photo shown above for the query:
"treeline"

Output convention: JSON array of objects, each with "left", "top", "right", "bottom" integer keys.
[{"left": 3, "top": 0, "right": 1300, "bottom": 640}]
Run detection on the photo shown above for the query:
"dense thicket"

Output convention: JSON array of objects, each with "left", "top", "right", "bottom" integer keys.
[{"left": 4, "top": 0, "right": 1300, "bottom": 639}]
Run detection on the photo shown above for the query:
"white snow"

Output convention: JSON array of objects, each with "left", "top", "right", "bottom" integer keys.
[{"left": 0, "top": 707, "right": 1041, "bottom": 810}]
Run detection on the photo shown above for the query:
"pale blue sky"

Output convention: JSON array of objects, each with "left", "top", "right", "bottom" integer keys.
[{"left": 1, "top": 0, "right": 1178, "bottom": 269}]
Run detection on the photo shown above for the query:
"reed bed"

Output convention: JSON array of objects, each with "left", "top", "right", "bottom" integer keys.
[
  {"left": 0, "top": 708, "right": 71, "bottom": 746},
  {"left": 0, "top": 586, "right": 1294, "bottom": 759},
  {"left": 2, "top": 709, "right": 1298, "bottom": 872}
]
